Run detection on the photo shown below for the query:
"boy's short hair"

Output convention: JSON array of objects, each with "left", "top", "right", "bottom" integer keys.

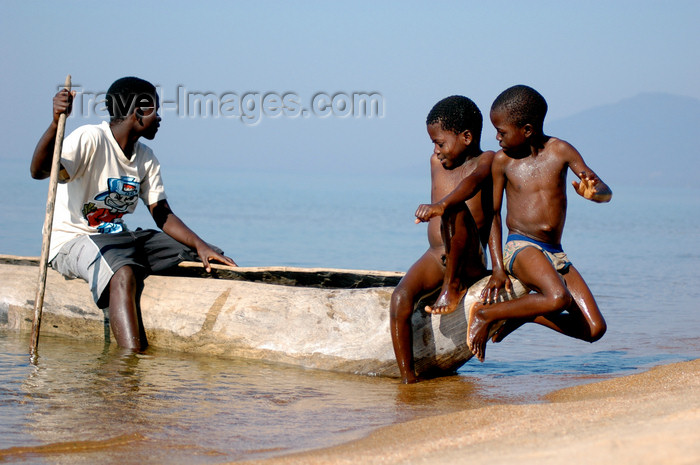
[
  {"left": 106, "top": 77, "right": 157, "bottom": 122},
  {"left": 426, "top": 95, "right": 482, "bottom": 142},
  {"left": 491, "top": 85, "right": 547, "bottom": 131}
]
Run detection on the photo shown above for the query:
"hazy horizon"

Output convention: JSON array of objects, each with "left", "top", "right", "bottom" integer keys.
[{"left": 2, "top": 1, "right": 698, "bottom": 181}]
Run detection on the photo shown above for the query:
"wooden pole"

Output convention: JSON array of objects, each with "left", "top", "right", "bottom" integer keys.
[{"left": 30, "top": 75, "right": 71, "bottom": 358}]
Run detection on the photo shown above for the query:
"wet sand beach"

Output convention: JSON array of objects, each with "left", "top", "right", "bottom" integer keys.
[{"left": 236, "top": 358, "right": 700, "bottom": 465}]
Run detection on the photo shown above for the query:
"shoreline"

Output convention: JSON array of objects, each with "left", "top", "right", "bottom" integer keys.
[{"left": 234, "top": 358, "right": 699, "bottom": 465}]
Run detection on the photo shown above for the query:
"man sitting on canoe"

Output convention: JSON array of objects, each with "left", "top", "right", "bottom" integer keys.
[
  {"left": 30, "top": 77, "right": 236, "bottom": 350},
  {"left": 390, "top": 96, "right": 494, "bottom": 383}
]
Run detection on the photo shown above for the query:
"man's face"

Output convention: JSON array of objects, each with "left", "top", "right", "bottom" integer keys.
[{"left": 136, "top": 94, "right": 161, "bottom": 140}]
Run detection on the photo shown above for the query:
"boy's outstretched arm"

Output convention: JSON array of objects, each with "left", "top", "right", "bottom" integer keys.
[
  {"left": 149, "top": 199, "right": 238, "bottom": 271},
  {"left": 562, "top": 139, "right": 612, "bottom": 203},
  {"left": 572, "top": 171, "right": 612, "bottom": 203},
  {"left": 415, "top": 152, "right": 494, "bottom": 223},
  {"left": 481, "top": 155, "right": 511, "bottom": 303},
  {"left": 31, "top": 88, "right": 75, "bottom": 180}
]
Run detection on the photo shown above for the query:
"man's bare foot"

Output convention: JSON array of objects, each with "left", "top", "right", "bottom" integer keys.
[
  {"left": 425, "top": 286, "right": 466, "bottom": 315},
  {"left": 491, "top": 319, "right": 524, "bottom": 343},
  {"left": 466, "top": 302, "right": 490, "bottom": 362}
]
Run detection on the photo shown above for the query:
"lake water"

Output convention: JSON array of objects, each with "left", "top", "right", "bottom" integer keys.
[{"left": 1, "top": 161, "right": 699, "bottom": 463}]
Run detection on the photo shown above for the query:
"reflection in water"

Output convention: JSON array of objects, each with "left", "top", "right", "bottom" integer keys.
[
  {"left": 1, "top": 330, "right": 698, "bottom": 464},
  {"left": 1, "top": 331, "right": 492, "bottom": 464}
]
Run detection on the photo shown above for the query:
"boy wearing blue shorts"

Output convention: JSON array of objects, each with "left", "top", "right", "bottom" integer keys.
[
  {"left": 468, "top": 85, "right": 612, "bottom": 362},
  {"left": 31, "top": 77, "right": 236, "bottom": 350}
]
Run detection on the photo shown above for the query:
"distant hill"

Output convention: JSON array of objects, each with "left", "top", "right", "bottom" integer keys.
[{"left": 547, "top": 93, "right": 700, "bottom": 188}]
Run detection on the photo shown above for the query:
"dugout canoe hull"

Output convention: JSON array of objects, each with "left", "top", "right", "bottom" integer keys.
[{"left": 0, "top": 254, "right": 526, "bottom": 378}]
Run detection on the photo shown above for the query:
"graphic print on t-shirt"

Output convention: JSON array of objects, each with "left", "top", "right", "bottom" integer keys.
[{"left": 81, "top": 176, "right": 140, "bottom": 234}]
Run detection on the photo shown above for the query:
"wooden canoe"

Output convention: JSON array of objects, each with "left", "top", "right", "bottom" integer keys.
[{"left": 0, "top": 254, "right": 527, "bottom": 378}]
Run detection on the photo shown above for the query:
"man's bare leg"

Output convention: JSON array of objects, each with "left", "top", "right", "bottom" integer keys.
[{"left": 108, "top": 265, "right": 148, "bottom": 350}]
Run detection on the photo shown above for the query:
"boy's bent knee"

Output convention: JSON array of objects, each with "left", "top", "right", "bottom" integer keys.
[
  {"left": 549, "top": 288, "right": 573, "bottom": 313},
  {"left": 588, "top": 320, "right": 607, "bottom": 342},
  {"left": 390, "top": 288, "right": 414, "bottom": 320}
]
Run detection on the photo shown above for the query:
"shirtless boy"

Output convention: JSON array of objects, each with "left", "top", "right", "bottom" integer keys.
[
  {"left": 390, "top": 95, "right": 494, "bottom": 383},
  {"left": 468, "top": 85, "right": 611, "bottom": 362}
]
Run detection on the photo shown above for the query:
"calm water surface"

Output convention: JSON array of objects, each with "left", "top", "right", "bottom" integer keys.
[
  {"left": 1, "top": 331, "right": 499, "bottom": 464},
  {"left": 1, "top": 164, "right": 699, "bottom": 463}
]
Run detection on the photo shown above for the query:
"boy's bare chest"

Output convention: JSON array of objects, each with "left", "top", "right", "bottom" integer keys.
[
  {"left": 434, "top": 159, "right": 476, "bottom": 193},
  {"left": 504, "top": 152, "right": 566, "bottom": 190}
]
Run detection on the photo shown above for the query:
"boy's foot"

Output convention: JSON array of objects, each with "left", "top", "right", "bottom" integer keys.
[
  {"left": 424, "top": 287, "right": 466, "bottom": 315},
  {"left": 489, "top": 320, "right": 506, "bottom": 342},
  {"left": 491, "top": 319, "right": 524, "bottom": 343},
  {"left": 466, "top": 302, "right": 489, "bottom": 362}
]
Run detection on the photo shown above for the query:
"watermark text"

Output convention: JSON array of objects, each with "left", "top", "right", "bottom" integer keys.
[{"left": 62, "top": 84, "right": 385, "bottom": 125}]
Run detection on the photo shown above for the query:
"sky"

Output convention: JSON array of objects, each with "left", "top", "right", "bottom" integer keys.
[{"left": 1, "top": 0, "right": 698, "bottom": 179}]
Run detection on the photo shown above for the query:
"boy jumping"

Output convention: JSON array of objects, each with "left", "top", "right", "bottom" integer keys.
[
  {"left": 468, "top": 85, "right": 611, "bottom": 362},
  {"left": 390, "top": 96, "right": 494, "bottom": 383},
  {"left": 31, "top": 77, "right": 237, "bottom": 351}
]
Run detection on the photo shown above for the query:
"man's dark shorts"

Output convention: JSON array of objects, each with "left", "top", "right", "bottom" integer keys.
[{"left": 51, "top": 229, "right": 222, "bottom": 308}]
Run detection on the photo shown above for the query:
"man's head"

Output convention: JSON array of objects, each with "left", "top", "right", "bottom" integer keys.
[
  {"left": 106, "top": 77, "right": 158, "bottom": 122},
  {"left": 106, "top": 77, "right": 160, "bottom": 139}
]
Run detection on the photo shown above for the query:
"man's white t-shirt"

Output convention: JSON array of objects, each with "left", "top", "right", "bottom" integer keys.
[{"left": 49, "top": 121, "right": 167, "bottom": 260}]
